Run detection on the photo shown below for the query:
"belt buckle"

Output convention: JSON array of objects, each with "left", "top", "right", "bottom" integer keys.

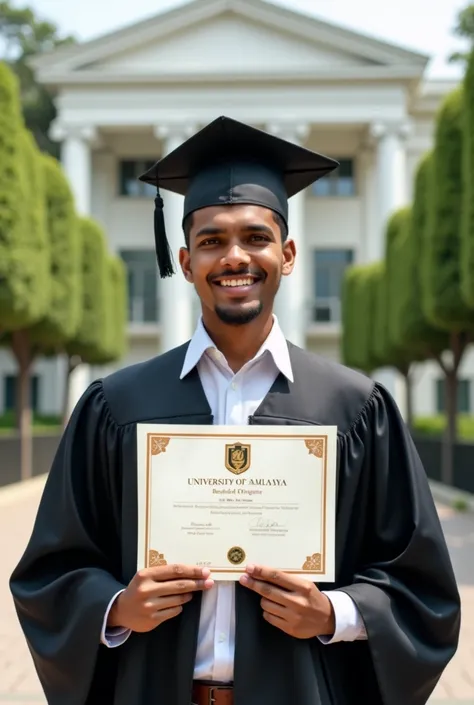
[{"left": 208, "top": 685, "right": 228, "bottom": 705}]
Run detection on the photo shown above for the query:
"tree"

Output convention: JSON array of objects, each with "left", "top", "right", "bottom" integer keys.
[
  {"left": 0, "top": 60, "right": 30, "bottom": 332},
  {"left": 62, "top": 217, "right": 109, "bottom": 422},
  {"left": 449, "top": 3, "right": 474, "bottom": 64},
  {"left": 340, "top": 266, "right": 364, "bottom": 371},
  {"left": 29, "top": 154, "right": 81, "bottom": 350},
  {"left": 421, "top": 86, "right": 474, "bottom": 484},
  {"left": 7, "top": 126, "right": 50, "bottom": 481},
  {"left": 106, "top": 255, "right": 128, "bottom": 365},
  {"left": 341, "top": 262, "right": 381, "bottom": 374},
  {"left": 383, "top": 207, "right": 421, "bottom": 429},
  {"left": 0, "top": 1, "right": 75, "bottom": 155},
  {"left": 393, "top": 153, "right": 448, "bottom": 362},
  {"left": 461, "top": 48, "right": 474, "bottom": 306}
]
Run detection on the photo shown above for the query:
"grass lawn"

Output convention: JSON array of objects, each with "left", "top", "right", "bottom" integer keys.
[
  {"left": 0, "top": 411, "right": 61, "bottom": 436},
  {"left": 413, "top": 415, "right": 474, "bottom": 441}
]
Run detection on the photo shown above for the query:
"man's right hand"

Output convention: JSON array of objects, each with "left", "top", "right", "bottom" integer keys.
[{"left": 107, "top": 564, "right": 214, "bottom": 633}]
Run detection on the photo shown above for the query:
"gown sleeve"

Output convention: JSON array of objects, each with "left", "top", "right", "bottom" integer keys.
[
  {"left": 9, "top": 380, "right": 127, "bottom": 705},
  {"left": 338, "top": 382, "right": 461, "bottom": 705}
]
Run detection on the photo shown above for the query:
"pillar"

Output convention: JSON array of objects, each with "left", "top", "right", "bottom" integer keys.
[
  {"left": 369, "top": 121, "right": 411, "bottom": 417},
  {"left": 154, "top": 124, "right": 197, "bottom": 352},
  {"left": 267, "top": 122, "right": 310, "bottom": 348},
  {"left": 369, "top": 121, "right": 410, "bottom": 260},
  {"left": 54, "top": 125, "right": 96, "bottom": 417}
]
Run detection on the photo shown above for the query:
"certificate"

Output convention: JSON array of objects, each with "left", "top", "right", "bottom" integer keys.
[{"left": 136, "top": 424, "right": 337, "bottom": 582}]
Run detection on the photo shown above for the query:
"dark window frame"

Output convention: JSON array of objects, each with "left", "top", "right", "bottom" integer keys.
[{"left": 311, "top": 158, "right": 356, "bottom": 197}]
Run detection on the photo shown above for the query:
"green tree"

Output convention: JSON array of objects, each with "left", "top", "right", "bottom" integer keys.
[
  {"left": 0, "top": 1, "right": 75, "bottom": 155},
  {"left": 461, "top": 48, "right": 474, "bottom": 306},
  {"left": 393, "top": 153, "right": 448, "bottom": 362},
  {"left": 29, "top": 154, "right": 81, "bottom": 350},
  {"left": 449, "top": 3, "right": 474, "bottom": 63},
  {"left": 62, "top": 217, "right": 109, "bottom": 422},
  {"left": 341, "top": 262, "right": 381, "bottom": 374},
  {"left": 340, "top": 266, "right": 363, "bottom": 370},
  {"left": 383, "top": 207, "right": 421, "bottom": 428},
  {"left": 421, "top": 86, "right": 474, "bottom": 484},
  {"left": 6, "top": 126, "right": 50, "bottom": 480},
  {"left": 107, "top": 255, "right": 128, "bottom": 364},
  {"left": 0, "top": 60, "right": 29, "bottom": 332}
]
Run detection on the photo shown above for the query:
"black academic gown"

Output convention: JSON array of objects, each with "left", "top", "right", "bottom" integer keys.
[{"left": 10, "top": 342, "right": 460, "bottom": 705}]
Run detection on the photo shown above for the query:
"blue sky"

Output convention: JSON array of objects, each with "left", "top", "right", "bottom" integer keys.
[{"left": 27, "top": 0, "right": 468, "bottom": 79}]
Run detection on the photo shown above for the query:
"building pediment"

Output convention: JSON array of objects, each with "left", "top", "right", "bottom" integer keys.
[{"left": 32, "top": 0, "right": 428, "bottom": 86}]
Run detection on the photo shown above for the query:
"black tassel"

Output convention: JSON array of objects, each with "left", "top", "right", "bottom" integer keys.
[{"left": 154, "top": 190, "right": 175, "bottom": 278}]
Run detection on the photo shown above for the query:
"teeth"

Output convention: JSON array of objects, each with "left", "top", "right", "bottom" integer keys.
[{"left": 220, "top": 278, "right": 254, "bottom": 287}]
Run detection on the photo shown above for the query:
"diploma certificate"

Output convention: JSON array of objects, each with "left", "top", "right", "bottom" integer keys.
[{"left": 136, "top": 424, "right": 337, "bottom": 581}]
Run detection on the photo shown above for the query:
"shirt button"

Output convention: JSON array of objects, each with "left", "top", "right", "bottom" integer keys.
[
  {"left": 218, "top": 633, "right": 226, "bottom": 642},
  {"left": 231, "top": 382, "right": 237, "bottom": 390}
]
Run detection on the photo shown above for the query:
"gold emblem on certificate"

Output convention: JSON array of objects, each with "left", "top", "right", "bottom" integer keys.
[
  {"left": 225, "top": 442, "right": 251, "bottom": 474},
  {"left": 227, "top": 546, "right": 246, "bottom": 565}
]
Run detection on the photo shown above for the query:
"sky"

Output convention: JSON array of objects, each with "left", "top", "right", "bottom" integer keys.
[{"left": 26, "top": 0, "right": 468, "bottom": 79}]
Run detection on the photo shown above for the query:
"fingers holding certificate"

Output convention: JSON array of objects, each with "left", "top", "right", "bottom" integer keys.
[{"left": 136, "top": 424, "right": 337, "bottom": 582}]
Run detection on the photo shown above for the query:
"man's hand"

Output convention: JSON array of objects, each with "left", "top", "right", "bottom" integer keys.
[
  {"left": 239, "top": 564, "right": 335, "bottom": 639},
  {"left": 108, "top": 564, "right": 214, "bottom": 633}
]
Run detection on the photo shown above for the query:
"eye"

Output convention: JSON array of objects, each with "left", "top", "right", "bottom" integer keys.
[
  {"left": 200, "top": 238, "right": 220, "bottom": 246},
  {"left": 249, "top": 234, "right": 269, "bottom": 242}
]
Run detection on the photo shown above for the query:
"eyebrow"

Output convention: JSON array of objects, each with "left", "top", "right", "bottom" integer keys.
[{"left": 195, "top": 224, "right": 275, "bottom": 238}]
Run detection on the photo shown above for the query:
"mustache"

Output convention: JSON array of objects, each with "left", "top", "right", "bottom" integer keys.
[{"left": 208, "top": 268, "right": 265, "bottom": 282}]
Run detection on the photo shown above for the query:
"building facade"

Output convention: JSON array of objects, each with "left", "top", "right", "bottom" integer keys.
[{"left": 1, "top": 0, "right": 472, "bottom": 418}]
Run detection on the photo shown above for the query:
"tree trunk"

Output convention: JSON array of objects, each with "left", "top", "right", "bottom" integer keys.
[
  {"left": 437, "top": 331, "right": 468, "bottom": 487},
  {"left": 404, "top": 368, "right": 414, "bottom": 431},
  {"left": 11, "top": 330, "right": 33, "bottom": 482},
  {"left": 443, "top": 369, "right": 458, "bottom": 486}
]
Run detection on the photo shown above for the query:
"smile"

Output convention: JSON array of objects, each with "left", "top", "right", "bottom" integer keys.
[{"left": 216, "top": 277, "right": 256, "bottom": 287}]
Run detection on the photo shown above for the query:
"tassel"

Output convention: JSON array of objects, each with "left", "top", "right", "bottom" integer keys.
[{"left": 154, "top": 190, "right": 175, "bottom": 278}]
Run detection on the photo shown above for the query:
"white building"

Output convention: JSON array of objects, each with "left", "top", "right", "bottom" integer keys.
[{"left": 1, "top": 0, "right": 471, "bottom": 418}]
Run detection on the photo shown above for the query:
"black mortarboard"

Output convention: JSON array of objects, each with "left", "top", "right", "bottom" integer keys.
[{"left": 138, "top": 116, "right": 338, "bottom": 278}]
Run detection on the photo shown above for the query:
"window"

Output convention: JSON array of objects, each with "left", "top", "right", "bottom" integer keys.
[
  {"left": 311, "top": 249, "right": 354, "bottom": 323},
  {"left": 312, "top": 158, "right": 355, "bottom": 197},
  {"left": 4, "top": 375, "right": 39, "bottom": 413},
  {"left": 119, "top": 160, "right": 157, "bottom": 197},
  {"left": 436, "top": 379, "right": 471, "bottom": 414},
  {"left": 120, "top": 250, "right": 159, "bottom": 323}
]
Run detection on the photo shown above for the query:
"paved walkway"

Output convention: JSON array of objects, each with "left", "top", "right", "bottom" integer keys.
[{"left": 0, "top": 477, "right": 473, "bottom": 704}]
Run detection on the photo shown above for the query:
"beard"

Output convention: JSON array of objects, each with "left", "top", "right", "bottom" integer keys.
[{"left": 214, "top": 301, "right": 263, "bottom": 326}]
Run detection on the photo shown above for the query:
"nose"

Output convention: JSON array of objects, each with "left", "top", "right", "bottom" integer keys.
[{"left": 220, "top": 243, "right": 251, "bottom": 269}]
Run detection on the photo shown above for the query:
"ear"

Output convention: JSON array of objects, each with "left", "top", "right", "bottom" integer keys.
[
  {"left": 179, "top": 247, "right": 194, "bottom": 283},
  {"left": 282, "top": 238, "right": 296, "bottom": 277}
]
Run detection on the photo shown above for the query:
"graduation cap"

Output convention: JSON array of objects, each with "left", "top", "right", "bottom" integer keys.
[{"left": 138, "top": 116, "right": 339, "bottom": 278}]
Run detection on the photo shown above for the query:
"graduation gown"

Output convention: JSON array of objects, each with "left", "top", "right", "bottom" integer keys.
[{"left": 10, "top": 342, "right": 460, "bottom": 705}]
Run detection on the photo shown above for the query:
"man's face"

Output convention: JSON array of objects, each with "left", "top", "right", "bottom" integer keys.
[{"left": 179, "top": 204, "right": 295, "bottom": 326}]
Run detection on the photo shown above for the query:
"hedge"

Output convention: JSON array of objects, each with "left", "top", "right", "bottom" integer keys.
[
  {"left": 30, "top": 154, "right": 81, "bottom": 349},
  {"left": 394, "top": 153, "right": 448, "bottom": 357},
  {"left": 65, "top": 216, "right": 108, "bottom": 363},
  {"left": 461, "top": 49, "right": 474, "bottom": 306},
  {"left": 422, "top": 86, "right": 474, "bottom": 330}
]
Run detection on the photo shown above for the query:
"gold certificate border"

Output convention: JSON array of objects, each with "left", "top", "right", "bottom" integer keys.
[{"left": 144, "top": 432, "right": 328, "bottom": 575}]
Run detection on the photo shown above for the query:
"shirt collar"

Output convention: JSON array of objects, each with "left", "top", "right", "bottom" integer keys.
[{"left": 180, "top": 315, "right": 294, "bottom": 383}]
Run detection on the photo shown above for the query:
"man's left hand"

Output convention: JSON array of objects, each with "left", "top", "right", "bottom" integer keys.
[{"left": 239, "top": 564, "right": 335, "bottom": 639}]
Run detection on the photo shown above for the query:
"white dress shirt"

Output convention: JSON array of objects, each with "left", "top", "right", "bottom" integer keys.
[{"left": 101, "top": 316, "right": 367, "bottom": 681}]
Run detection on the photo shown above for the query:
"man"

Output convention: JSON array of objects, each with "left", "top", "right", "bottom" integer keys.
[{"left": 10, "top": 116, "right": 460, "bottom": 705}]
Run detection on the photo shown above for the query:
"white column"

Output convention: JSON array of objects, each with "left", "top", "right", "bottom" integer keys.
[
  {"left": 369, "top": 121, "right": 410, "bottom": 418},
  {"left": 155, "top": 124, "right": 196, "bottom": 353},
  {"left": 267, "top": 122, "right": 310, "bottom": 349},
  {"left": 369, "top": 121, "right": 410, "bottom": 260},
  {"left": 54, "top": 125, "right": 96, "bottom": 416},
  {"left": 60, "top": 126, "right": 95, "bottom": 214},
  {"left": 358, "top": 147, "right": 378, "bottom": 263}
]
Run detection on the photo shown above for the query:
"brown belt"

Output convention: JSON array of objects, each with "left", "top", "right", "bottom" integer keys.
[{"left": 192, "top": 681, "right": 234, "bottom": 705}]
